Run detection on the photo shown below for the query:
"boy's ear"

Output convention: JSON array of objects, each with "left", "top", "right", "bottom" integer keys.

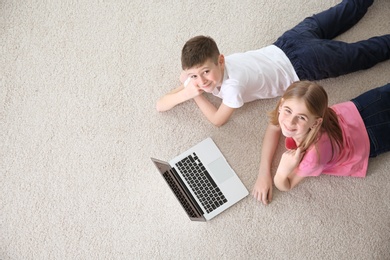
[{"left": 218, "top": 54, "right": 225, "bottom": 65}]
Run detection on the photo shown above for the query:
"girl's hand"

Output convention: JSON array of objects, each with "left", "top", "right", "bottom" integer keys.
[
  {"left": 277, "top": 147, "right": 304, "bottom": 176},
  {"left": 252, "top": 171, "right": 273, "bottom": 205}
]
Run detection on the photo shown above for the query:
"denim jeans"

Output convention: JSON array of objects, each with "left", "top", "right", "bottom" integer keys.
[
  {"left": 274, "top": 0, "right": 390, "bottom": 80},
  {"left": 351, "top": 83, "right": 390, "bottom": 158}
]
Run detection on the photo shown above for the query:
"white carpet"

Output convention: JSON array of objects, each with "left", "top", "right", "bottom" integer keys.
[{"left": 1, "top": 0, "right": 390, "bottom": 259}]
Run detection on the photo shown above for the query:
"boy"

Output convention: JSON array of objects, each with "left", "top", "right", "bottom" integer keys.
[{"left": 156, "top": 0, "right": 390, "bottom": 126}]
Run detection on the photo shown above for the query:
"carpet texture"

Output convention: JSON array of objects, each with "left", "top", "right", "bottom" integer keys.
[{"left": 1, "top": 0, "right": 390, "bottom": 259}]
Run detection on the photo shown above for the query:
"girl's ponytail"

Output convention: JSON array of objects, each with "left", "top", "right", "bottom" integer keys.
[{"left": 321, "top": 107, "right": 343, "bottom": 154}]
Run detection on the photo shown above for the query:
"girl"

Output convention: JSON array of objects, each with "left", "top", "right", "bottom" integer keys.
[{"left": 252, "top": 81, "right": 390, "bottom": 205}]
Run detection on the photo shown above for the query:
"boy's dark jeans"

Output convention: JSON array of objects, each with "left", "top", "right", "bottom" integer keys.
[{"left": 274, "top": 0, "right": 390, "bottom": 80}]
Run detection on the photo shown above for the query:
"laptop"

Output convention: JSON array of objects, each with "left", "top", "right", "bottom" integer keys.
[{"left": 151, "top": 137, "right": 248, "bottom": 221}]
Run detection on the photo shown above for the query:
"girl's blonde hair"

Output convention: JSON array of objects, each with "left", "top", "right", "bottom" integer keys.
[{"left": 269, "top": 81, "right": 343, "bottom": 153}]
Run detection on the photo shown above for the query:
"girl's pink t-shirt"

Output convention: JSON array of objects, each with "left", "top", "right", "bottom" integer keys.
[{"left": 296, "top": 101, "right": 370, "bottom": 178}]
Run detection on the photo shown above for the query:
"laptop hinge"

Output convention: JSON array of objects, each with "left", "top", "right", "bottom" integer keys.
[{"left": 163, "top": 168, "right": 205, "bottom": 221}]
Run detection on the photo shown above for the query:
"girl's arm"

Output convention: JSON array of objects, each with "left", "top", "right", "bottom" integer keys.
[
  {"left": 274, "top": 148, "right": 305, "bottom": 191},
  {"left": 252, "top": 124, "right": 281, "bottom": 205}
]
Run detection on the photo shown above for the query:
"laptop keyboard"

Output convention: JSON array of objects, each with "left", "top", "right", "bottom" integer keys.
[
  {"left": 162, "top": 171, "right": 199, "bottom": 218},
  {"left": 176, "top": 153, "right": 227, "bottom": 213}
]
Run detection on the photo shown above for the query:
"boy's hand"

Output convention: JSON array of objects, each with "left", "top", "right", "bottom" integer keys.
[
  {"left": 277, "top": 147, "right": 304, "bottom": 176},
  {"left": 156, "top": 76, "right": 204, "bottom": 112},
  {"left": 183, "top": 79, "right": 204, "bottom": 99}
]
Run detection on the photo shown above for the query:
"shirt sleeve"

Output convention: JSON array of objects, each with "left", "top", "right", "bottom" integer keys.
[
  {"left": 296, "top": 133, "right": 334, "bottom": 177},
  {"left": 297, "top": 148, "right": 324, "bottom": 177},
  {"left": 219, "top": 79, "right": 245, "bottom": 108}
]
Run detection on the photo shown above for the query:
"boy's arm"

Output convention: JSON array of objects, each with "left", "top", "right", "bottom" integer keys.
[
  {"left": 156, "top": 83, "right": 203, "bottom": 112},
  {"left": 252, "top": 124, "right": 281, "bottom": 205},
  {"left": 274, "top": 147, "right": 305, "bottom": 191},
  {"left": 193, "top": 95, "right": 235, "bottom": 127}
]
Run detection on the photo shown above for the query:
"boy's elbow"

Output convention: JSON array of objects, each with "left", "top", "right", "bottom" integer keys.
[
  {"left": 156, "top": 100, "right": 169, "bottom": 112},
  {"left": 210, "top": 106, "right": 234, "bottom": 127},
  {"left": 156, "top": 103, "right": 164, "bottom": 112},
  {"left": 211, "top": 118, "right": 228, "bottom": 127},
  {"left": 212, "top": 121, "right": 224, "bottom": 127}
]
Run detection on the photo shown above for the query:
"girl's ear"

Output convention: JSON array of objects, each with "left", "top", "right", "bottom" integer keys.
[
  {"left": 312, "top": 118, "right": 323, "bottom": 128},
  {"left": 278, "top": 98, "right": 285, "bottom": 111}
]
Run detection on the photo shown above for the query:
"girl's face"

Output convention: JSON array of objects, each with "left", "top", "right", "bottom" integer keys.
[
  {"left": 278, "top": 98, "right": 322, "bottom": 143},
  {"left": 184, "top": 55, "right": 225, "bottom": 93}
]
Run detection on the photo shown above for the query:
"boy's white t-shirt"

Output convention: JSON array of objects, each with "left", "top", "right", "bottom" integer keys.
[{"left": 212, "top": 45, "right": 299, "bottom": 108}]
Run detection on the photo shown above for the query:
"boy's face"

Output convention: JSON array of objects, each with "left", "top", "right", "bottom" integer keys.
[{"left": 184, "top": 55, "right": 225, "bottom": 93}]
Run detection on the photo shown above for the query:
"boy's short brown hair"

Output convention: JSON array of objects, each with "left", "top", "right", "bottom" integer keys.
[{"left": 181, "top": 35, "right": 220, "bottom": 70}]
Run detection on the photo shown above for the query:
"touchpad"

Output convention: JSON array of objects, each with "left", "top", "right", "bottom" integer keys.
[{"left": 207, "top": 157, "right": 234, "bottom": 184}]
